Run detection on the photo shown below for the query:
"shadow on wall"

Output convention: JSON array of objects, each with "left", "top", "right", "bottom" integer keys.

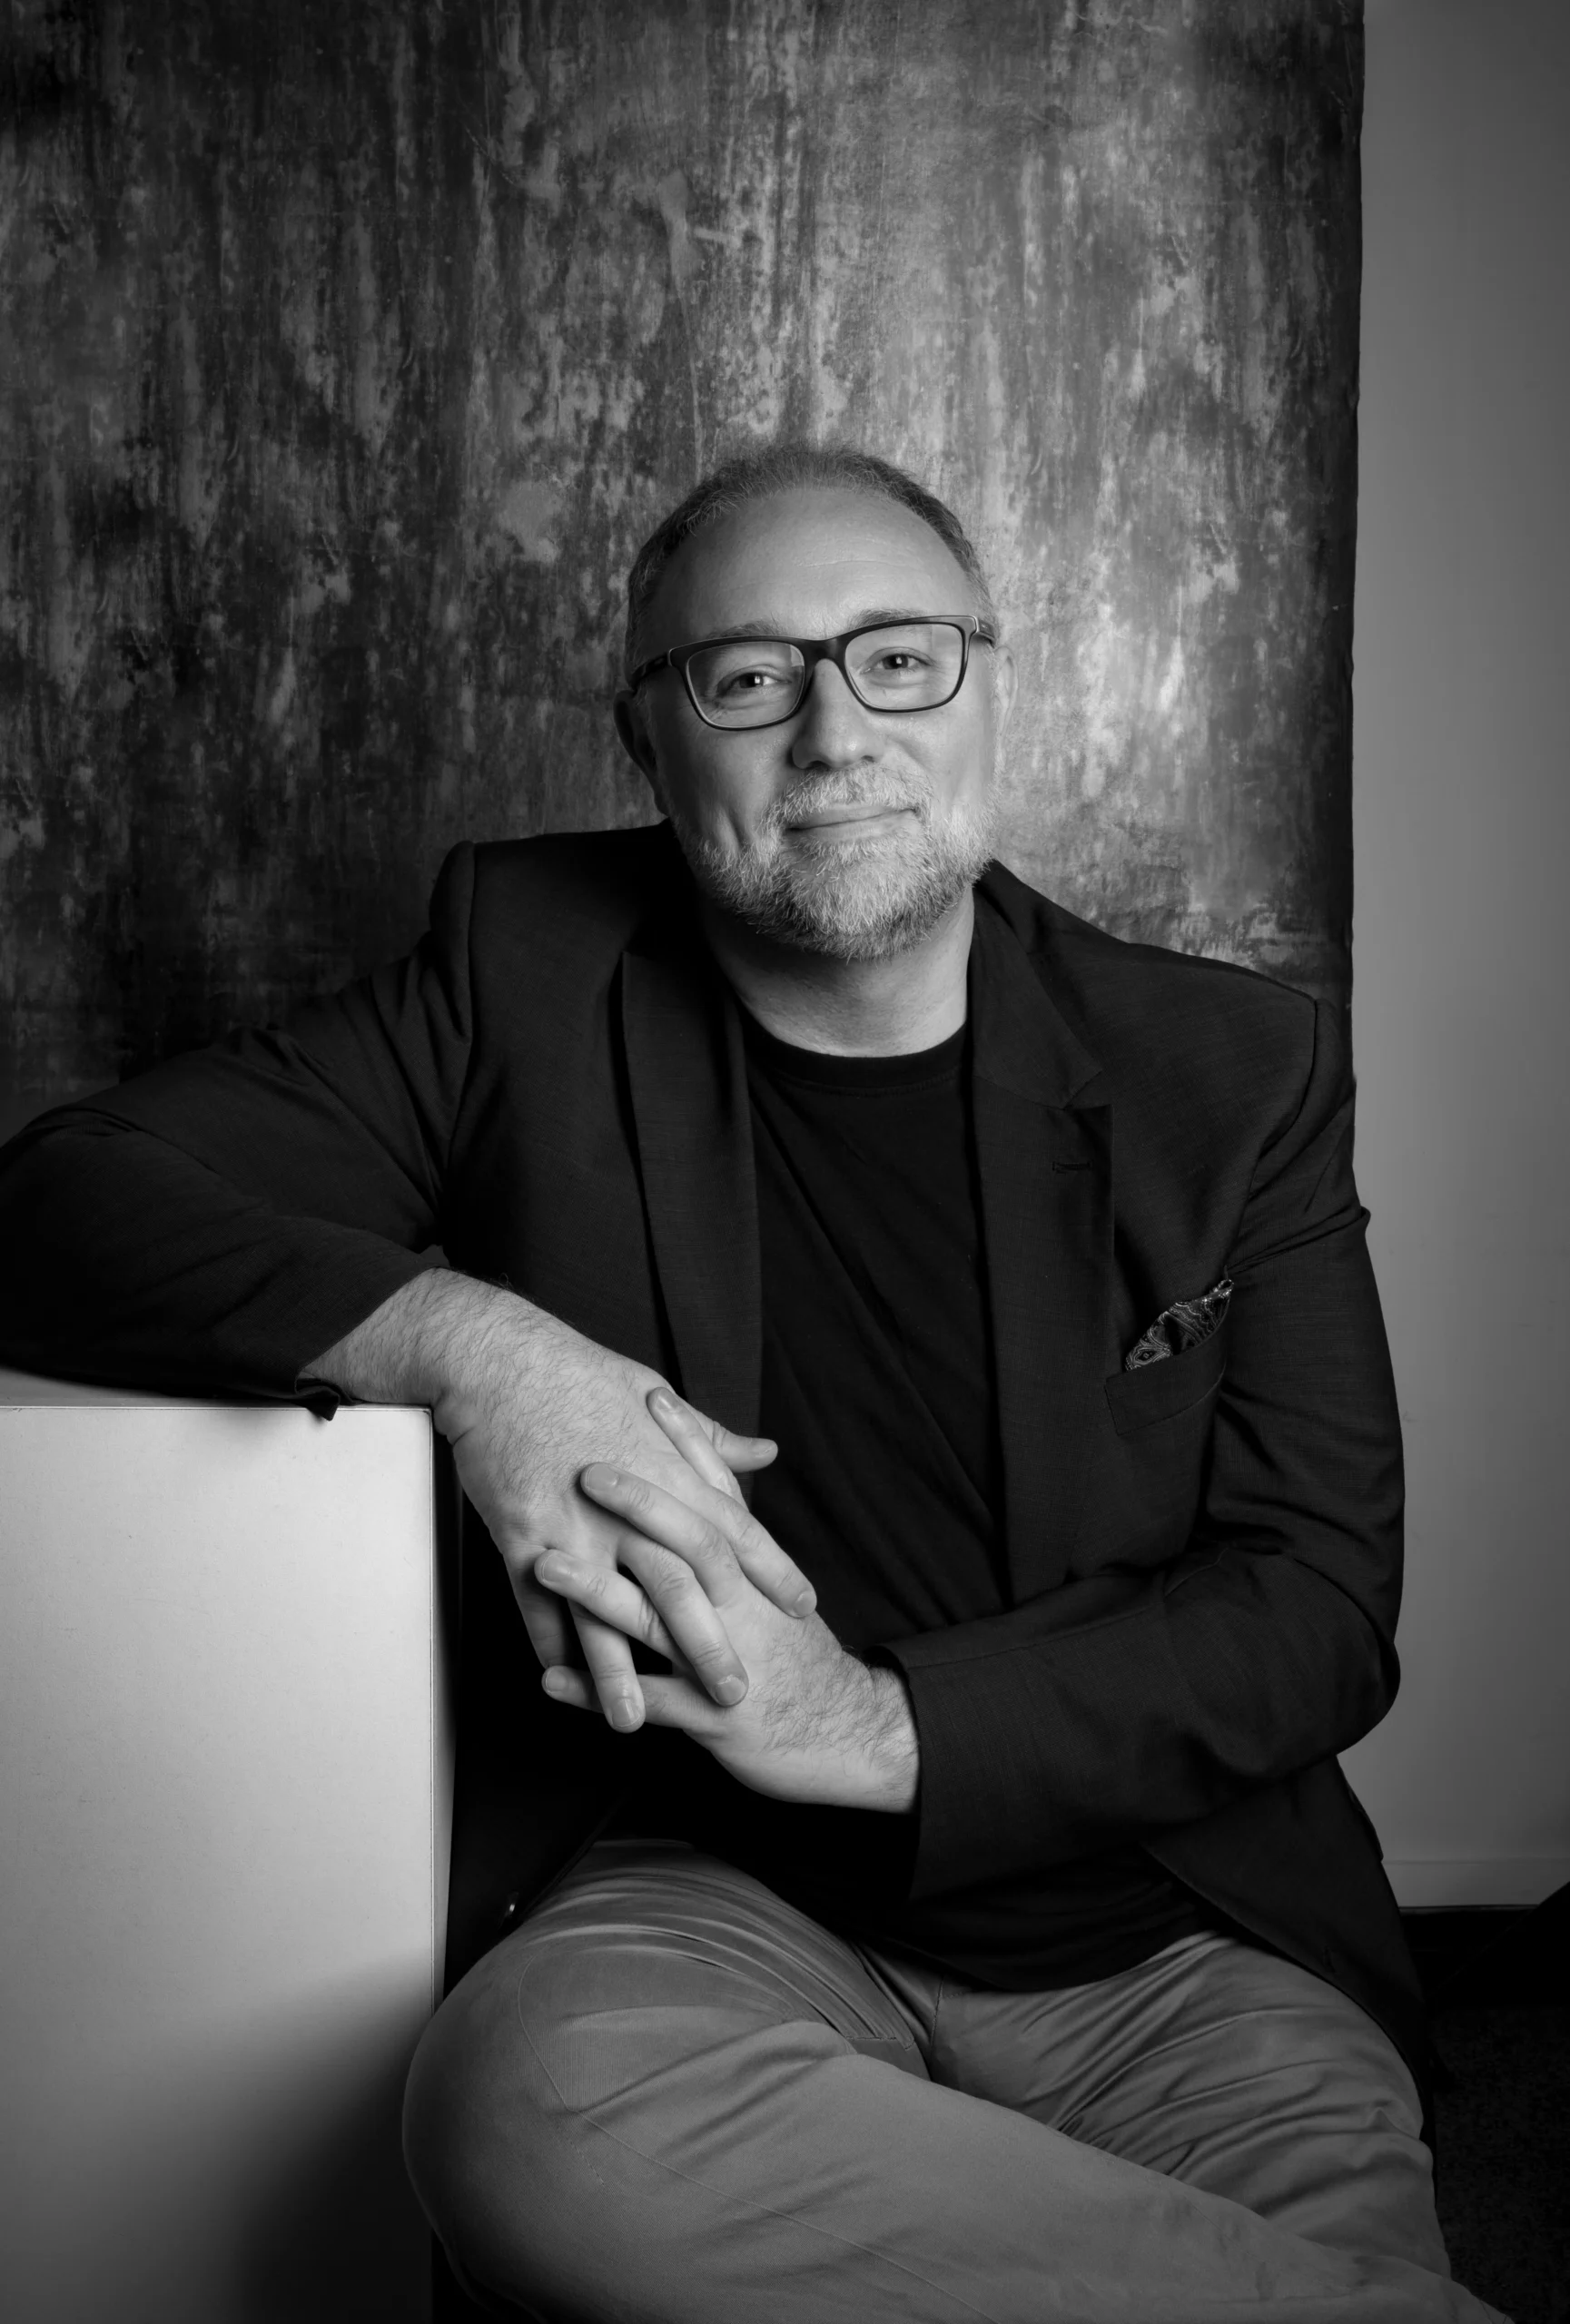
[{"left": 0, "top": 0, "right": 1363, "bottom": 1128}]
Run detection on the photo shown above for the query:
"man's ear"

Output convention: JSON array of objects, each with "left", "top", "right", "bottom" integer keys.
[
  {"left": 990, "top": 642, "right": 1019, "bottom": 737},
  {"left": 613, "top": 688, "right": 667, "bottom": 812}
]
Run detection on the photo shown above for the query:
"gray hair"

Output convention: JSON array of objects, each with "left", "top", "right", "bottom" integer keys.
[{"left": 622, "top": 442, "right": 996, "bottom": 678}]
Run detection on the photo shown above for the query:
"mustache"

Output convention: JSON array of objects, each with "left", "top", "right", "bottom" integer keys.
[{"left": 763, "top": 779, "right": 930, "bottom": 832}]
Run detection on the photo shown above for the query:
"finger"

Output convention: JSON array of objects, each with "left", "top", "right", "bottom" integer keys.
[
  {"left": 532, "top": 1544, "right": 749, "bottom": 1706},
  {"left": 535, "top": 1552, "right": 726, "bottom": 1682},
  {"left": 629, "top": 1669, "right": 726, "bottom": 1732},
  {"left": 706, "top": 1424, "right": 778, "bottom": 1475},
  {"left": 578, "top": 1465, "right": 752, "bottom": 1608},
  {"left": 647, "top": 1385, "right": 777, "bottom": 1495},
  {"left": 540, "top": 1666, "right": 600, "bottom": 1714},
  {"left": 507, "top": 1553, "right": 576, "bottom": 1668},
  {"left": 544, "top": 1661, "right": 720, "bottom": 1738},
  {"left": 565, "top": 1601, "right": 647, "bottom": 1732},
  {"left": 590, "top": 1450, "right": 818, "bottom": 1617},
  {"left": 637, "top": 1403, "right": 818, "bottom": 1627},
  {"left": 545, "top": 1557, "right": 684, "bottom": 1662},
  {"left": 645, "top": 1385, "right": 750, "bottom": 1499}
]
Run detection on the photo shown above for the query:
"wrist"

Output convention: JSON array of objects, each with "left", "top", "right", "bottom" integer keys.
[
  {"left": 860, "top": 1664, "right": 920, "bottom": 1813},
  {"left": 413, "top": 1273, "right": 558, "bottom": 1437}
]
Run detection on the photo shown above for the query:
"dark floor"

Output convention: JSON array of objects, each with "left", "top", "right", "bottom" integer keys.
[
  {"left": 434, "top": 1893, "right": 1570, "bottom": 2322},
  {"left": 1408, "top": 1892, "right": 1570, "bottom": 2324}
]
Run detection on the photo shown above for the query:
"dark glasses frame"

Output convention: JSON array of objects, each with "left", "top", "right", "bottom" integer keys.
[{"left": 626, "top": 615, "right": 997, "bottom": 732}]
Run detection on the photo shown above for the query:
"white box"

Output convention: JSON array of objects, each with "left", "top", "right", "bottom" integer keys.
[{"left": 0, "top": 1373, "right": 452, "bottom": 2322}]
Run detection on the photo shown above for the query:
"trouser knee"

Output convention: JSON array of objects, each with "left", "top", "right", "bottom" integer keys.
[{"left": 402, "top": 1944, "right": 569, "bottom": 2307}]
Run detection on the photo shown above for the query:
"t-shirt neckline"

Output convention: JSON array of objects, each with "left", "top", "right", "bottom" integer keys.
[{"left": 740, "top": 1010, "right": 969, "bottom": 1093}]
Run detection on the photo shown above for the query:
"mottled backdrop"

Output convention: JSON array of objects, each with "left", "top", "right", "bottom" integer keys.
[{"left": 0, "top": 0, "right": 1362, "bottom": 1124}]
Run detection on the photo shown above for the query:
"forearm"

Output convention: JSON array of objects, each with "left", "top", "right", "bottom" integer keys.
[
  {"left": 0, "top": 1113, "right": 431, "bottom": 1395},
  {"left": 0, "top": 876, "right": 471, "bottom": 1395},
  {"left": 308, "top": 1268, "right": 558, "bottom": 1429},
  {"left": 890, "top": 1549, "right": 1392, "bottom": 1895}
]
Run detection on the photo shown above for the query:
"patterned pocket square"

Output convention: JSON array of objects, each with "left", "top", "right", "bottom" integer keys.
[{"left": 1124, "top": 1277, "right": 1233, "bottom": 1370}]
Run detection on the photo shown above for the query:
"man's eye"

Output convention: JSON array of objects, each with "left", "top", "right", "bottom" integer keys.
[
  {"left": 716, "top": 665, "right": 790, "bottom": 697},
  {"left": 865, "top": 651, "right": 931, "bottom": 677}
]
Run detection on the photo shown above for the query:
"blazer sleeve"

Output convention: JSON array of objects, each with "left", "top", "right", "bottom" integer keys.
[
  {"left": 0, "top": 844, "right": 479, "bottom": 1400},
  {"left": 884, "top": 998, "right": 1407, "bottom": 1901}
]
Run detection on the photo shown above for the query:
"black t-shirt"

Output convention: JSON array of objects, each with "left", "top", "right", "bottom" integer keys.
[{"left": 621, "top": 1011, "right": 1210, "bottom": 1987}]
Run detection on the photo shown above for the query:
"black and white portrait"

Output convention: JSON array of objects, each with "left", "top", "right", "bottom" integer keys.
[{"left": 1, "top": 5, "right": 1565, "bottom": 2319}]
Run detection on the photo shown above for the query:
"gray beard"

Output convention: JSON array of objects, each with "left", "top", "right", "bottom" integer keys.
[{"left": 667, "top": 783, "right": 1000, "bottom": 964}]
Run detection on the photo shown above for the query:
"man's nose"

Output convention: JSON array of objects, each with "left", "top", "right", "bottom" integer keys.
[{"left": 787, "top": 658, "right": 885, "bottom": 770}]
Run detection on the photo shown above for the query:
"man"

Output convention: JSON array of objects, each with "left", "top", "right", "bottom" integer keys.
[{"left": 0, "top": 447, "right": 1505, "bottom": 2322}]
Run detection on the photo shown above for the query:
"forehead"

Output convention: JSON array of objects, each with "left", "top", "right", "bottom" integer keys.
[{"left": 641, "top": 487, "right": 978, "bottom": 649}]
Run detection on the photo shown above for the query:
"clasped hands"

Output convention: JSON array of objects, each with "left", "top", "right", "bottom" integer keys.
[
  {"left": 389, "top": 1281, "right": 916, "bottom": 1815},
  {"left": 532, "top": 1387, "right": 918, "bottom": 1812}
]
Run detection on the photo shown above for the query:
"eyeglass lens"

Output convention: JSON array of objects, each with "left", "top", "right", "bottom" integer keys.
[{"left": 686, "top": 622, "right": 969, "bottom": 729}]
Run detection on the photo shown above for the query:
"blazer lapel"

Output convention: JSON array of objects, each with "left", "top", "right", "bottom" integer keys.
[
  {"left": 621, "top": 931, "right": 763, "bottom": 1441},
  {"left": 970, "top": 896, "right": 1111, "bottom": 1603}
]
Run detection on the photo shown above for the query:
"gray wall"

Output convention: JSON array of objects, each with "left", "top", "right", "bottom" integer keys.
[
  {"left": 1339, "top": 0, "right": 1570, "bottom": 1906},
  {"left": 0, "top": 0, "right": 1362, "bottom": 1135}
]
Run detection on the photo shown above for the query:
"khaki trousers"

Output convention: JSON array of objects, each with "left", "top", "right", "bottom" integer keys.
[{"left": 404, "top": 1840, "right": 1508, "bottom": 2323}]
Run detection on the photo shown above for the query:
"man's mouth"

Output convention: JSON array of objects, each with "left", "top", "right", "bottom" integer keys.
[{"left": 781, "top": 800, "right": 920, "bottom": 836}]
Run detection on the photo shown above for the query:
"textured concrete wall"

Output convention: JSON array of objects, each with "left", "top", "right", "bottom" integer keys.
[{"left": 0, "top": 0, "right": 1361, "bottom": 1118}]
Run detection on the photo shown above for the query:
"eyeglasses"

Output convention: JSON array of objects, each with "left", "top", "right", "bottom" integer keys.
[{"left": 627, "top": 616, "right": 996, "bottom": 732}]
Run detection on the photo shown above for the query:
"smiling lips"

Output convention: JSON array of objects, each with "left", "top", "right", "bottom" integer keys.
[{"left": 782, "top": 800, "right": 920, "bottom": 836}]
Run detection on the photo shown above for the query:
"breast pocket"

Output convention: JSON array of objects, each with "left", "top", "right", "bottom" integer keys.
[
  {"left": 1076, "top": 1320, "right": 1230, "bottom": 1573},
  {"left": 1102, "top": 1317, "right": 1229, "bottom": 1437}
]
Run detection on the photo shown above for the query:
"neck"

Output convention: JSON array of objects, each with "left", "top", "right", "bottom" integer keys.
[{"left": 696, "top": 887, "right": 976, "bottom": 1057}]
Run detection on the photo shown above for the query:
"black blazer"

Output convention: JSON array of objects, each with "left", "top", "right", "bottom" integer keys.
[{"left": 0, "top": 825, "right": 1423, "bottom": 2087}]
